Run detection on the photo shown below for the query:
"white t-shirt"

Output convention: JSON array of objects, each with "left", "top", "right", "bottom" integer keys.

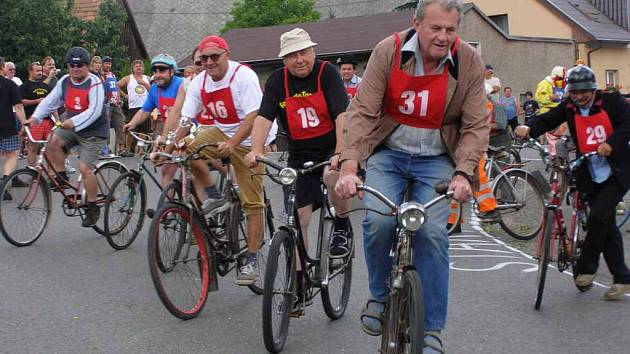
[
  {"left": 127, "top": 75, "right": 150, "bottom": 109},
  {"left": 485, "top": 76, "right": 501, "bottom": 101},
  {"left": 182, "top": 60, "right": 262, "bottom": 147},
  {"left": 11, "top": 77, "right": 23, "bottom": 86}
]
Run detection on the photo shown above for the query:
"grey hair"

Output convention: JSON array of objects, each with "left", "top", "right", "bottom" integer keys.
[
  {"left": 5, "top": 61, "right": 16, "bottom": 69},
  {"left": 415, "top": 0, "right": 464, "bottom": 23}
]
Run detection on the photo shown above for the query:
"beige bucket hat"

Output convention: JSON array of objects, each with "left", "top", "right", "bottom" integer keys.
[{"left": 278, "top": 28, "right": 317, "bottom": 58}]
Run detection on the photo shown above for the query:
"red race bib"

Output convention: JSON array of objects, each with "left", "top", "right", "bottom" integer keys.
[
  {"left": 574, "top": 109, "right": 614, "bottom": 153},
  {"left": 284, "top": 62, "right": 335, "bottom": 140},
  {"left": 64, "top": 83, "right": 90, "bottom": 114},
  {"left": 383, "top": 33, "right": 458, "bottom": 129},
  {"left": 345, "top": 86, "right": 358, "bottom": 99},
  {"left": 200, "top": 65, "right": 242, "bottom": 125},
  {"left": 157, "top": 92, "right": 175, "bottom": 121}
]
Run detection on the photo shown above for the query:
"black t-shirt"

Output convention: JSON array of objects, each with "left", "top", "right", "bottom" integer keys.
[
  {"left": 259, "top": 60, "right": 349, "bottom": 161},
  {"left": 523, "top": 99, "right": 539, "bottom": 117},
  {"left": 20, "top": 80, "right": 51, "bottom": 117},
  {"left": 0, "top": 77, "right": 21, "bottom": 138}
]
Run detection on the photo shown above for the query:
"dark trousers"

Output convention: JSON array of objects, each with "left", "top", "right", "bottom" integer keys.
[
  {"left": 507, "top": 117, "right": 518, "bottom": 132},
  {"left": 578, "top": 177, "right": 630, "bottom": 283}
]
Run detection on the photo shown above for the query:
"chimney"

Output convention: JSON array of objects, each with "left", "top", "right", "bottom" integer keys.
[{"left": 589, "top": 0, "right": 630, "bottom": 30}]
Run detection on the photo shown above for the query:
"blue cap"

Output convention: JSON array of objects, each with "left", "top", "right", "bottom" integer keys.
[{"left": 151, "top": 54, "right": 177, "bottom": 71}]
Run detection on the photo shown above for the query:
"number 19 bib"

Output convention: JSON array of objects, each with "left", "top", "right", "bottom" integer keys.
[
  {"left": 574, "top": 109, "right": 614, "bottom": 154},
  {"left": 383, "top": 32, "right": 458, "bottom": 129},
  {"left": 284, "top": 62, "right": 335, "bottom": 140}
]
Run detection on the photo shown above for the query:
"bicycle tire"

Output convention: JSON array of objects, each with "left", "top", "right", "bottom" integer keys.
[
  {"left": 103, "top": 171, "right": 146, "bottom": 250},
  {"left": 616, "top": 192, "right": 630, "bottom": 229},
  {"left": 262, "top": 230, "right": 295, "bottom": 353},
  {"left": 508, "top": 148, "right": 522, "bottom": 165},
  {"left": 446, "top": 201, "right": 463, "bottom": 235},
  {"left": 0, "top": 168, "right": 51, "bottom": 247},
  {"left": 494, "top": 170, "right": 545, "bottom": 240},
  {"left": 91, "top": 161, "right": 128, "bottom": 235},
  {"left": 380, "top": 269, "right": 425, "bottom": 354},
  {"left": 535, "top": 209, "right": 554, "bottom": 310},
  {"left": 148, "top": 203, "right": 210, "bottom": 320},
  {"left": 321, "top": 215, "right": 353, "bottom": 320},
  {"left": 156, "top": 179, "right": 183, "bottom": 210}
]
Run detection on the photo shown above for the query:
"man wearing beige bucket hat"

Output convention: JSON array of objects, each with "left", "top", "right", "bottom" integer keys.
[{"left": 246, "top": 27, "right": 354, "bottom": 300}]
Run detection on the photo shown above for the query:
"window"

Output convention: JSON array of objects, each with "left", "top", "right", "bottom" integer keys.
[
  {"left": 467, "top": 41, "right": 482, "bottom": 55},
  {"left": 605, "top": 70, "right": 618, "bottom": 87},
  {"left": 489, "top": 14, "right": 509, "bottom": 34}
]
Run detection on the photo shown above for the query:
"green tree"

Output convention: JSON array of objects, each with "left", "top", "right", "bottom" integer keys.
[
  {"left": 0, "top": 0, "right": 130, "bottom": 78},
  {"left": 221, "top": 0, "right": 320, "bottom": 33}
]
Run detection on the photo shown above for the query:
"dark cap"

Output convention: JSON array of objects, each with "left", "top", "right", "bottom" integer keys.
[
  {"left": 64, "top": 47, "right": 91, "bottom": 65},
  {"left": 102, "top": 56, "right": 112, "bottom": 63},
  {"left": 337, "top": 54, "right": 358, "bottom": 66},
  {"left": 485, "top": 64, "right": 494, "bottom": 71}
]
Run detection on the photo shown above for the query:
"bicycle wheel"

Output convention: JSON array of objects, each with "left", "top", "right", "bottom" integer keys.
[
  {"left": 0, "top": 168, "right": 51, "bottom": 246},
  {"left": 262, "top": 230, "right": 295, "bottom": 353},
  {"left": 103, "top": 171, "right": 146, "bottom": 250},
  {"left": 535, "top": 209, "right": 554, "bottom": 310},
  {"left": 508, "top": 148, "right": 522, "bottom": 165},
  {"left": 494, "top": 170, "right": 545, "bottom": 240},
  {"left": 91, "top": 161, "right": 128, "bottom": 235},
  {"left": 156, "top": 179, "right": 183, "bottom": 210},
  {"left": 616, "top": 192, "right": 630, "bottom": 229},
  {"left": 447, "top": 201, "right": 462, "bottom": 235},
  {"left": 381, "top": 269, "right": 424, "bottom": 354},
  {"left": 321, "top": 213, "right": 353, "bottom": 320},
  {"left": 148, "top": 203, "right": 210, "bottom": 319}
]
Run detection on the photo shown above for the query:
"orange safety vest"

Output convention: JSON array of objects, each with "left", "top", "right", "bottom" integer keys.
[{"left": 475, "top": 157, "right": 497, "bottom": 213}]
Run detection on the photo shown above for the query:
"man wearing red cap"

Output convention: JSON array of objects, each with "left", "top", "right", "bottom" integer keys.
[{"left": 180, "top": 35, "right": 267, "bottom": 285}]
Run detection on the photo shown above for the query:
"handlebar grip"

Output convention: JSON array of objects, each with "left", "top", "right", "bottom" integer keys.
[
  {"left": 256, "top": 156, "right": 284, "bottom": 171},
  {"left": 434, "top": 180, "right": 450, "bottom": 195}
]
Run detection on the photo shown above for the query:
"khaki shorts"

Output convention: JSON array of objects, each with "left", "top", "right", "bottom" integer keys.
[
  {"left": 54, "top": 128, "right": 107, "bottom": 167},
  {"left": 186, "top": 127, "right": 264, "bottom": 215}
]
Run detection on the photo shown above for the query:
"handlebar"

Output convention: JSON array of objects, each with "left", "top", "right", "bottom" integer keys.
[
  {"left": 23, "top": 115, "right": 57, "bottom": 144},
  {"left": 355, "top": 181, "right": 454, "bottom": 215},
  {"left": 256, "top": 156, "right": 330, "bottom": 176}
]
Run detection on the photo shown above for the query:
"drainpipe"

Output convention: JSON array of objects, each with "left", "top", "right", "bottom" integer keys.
[{"left": 587, "top": 41, "right": 603, "bottom": 67}]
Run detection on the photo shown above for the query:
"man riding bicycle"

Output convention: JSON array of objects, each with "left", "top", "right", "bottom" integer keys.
[
  {"left": 336, "top": 1, "right": 489, "bottom": 351},
  {"left": 515, "top": 65, "right": 630, "bottom": 300},
  {"left": 30, "top": 47, "right": 109, "bottom": 227}
]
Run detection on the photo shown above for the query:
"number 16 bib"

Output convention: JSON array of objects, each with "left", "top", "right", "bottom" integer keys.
[
  {"left": 383, "top": 32, "right": 459, "bottom": 129},
  {"left": 574, "top": 109, "right": 614, "bottom": 154}
]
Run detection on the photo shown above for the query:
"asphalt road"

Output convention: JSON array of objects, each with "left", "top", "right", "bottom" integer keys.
[{"left": 0, "top": 154, "right": 629, "bottom": 354}]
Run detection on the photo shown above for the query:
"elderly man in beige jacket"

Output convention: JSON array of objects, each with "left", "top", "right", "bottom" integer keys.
[{"left": 335, "top": 0, "right": 489, "bottom": 351}]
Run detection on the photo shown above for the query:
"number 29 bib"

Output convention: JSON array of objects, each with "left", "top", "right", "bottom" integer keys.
[
  {"left": 284, "top": 62, "right": 335, "bottom": 140},
  {"left": 383, "top": 32, "right": 459, "bottom": 129},
  {"left": 574, "top": 109, "right": 614, "bottom": 154}
]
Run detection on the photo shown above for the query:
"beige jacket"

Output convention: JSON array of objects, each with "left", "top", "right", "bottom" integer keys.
[{"left": 340, "top": 29, "right": 490, "bottom": 176}]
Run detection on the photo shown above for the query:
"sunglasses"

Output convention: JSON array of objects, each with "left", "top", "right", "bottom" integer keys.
[
  {"left": 152, "top": 66, "right": 171, "bottom": 73},
  {"left": 194, "top": 60, "right": 203, "bottom": 66},
  {"left": 68, "top": 63, "right": 85, "bottom": 68},
  {"left": 199, "top": 52, "right": 225, "bottom": 63}
]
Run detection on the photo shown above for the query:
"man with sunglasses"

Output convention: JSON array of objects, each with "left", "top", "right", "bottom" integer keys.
[
  {"left": 30, "top": 47, "right": 109, "bottom": 227},
  {"left": 178, "top": 35, "right": 267, "bottom": 285},
  {"left": 124, "top": 54, "right": 183, "bottom": 186}
]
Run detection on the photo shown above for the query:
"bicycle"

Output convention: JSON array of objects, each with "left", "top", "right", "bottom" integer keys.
[
  {"left": 0, "top": 122, "right": 128, "bottom": 247},
  {"left": 354, "top": 181, "right": 452, "bottom": 354},
  {"left": 146, "top": 143, "right": 274, "bottom": 320},
  {"left": 616, "top": 191, "right": 630, "bottom": 230},
  {"left": 102, "top": 131, "right": 163, "bottom": 250},
  {"left": 257, "top": 157, "right": 353, "bottom": 353},
  {"left": 447, "top": 143, "right": 547, "bottom": 240},
  {"left": 534, "top": 152, "right": 596, "bottom": 310}
]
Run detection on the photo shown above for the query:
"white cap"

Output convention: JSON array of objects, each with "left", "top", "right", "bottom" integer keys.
[{"left": 278, "top": 28, "right": 317, "bottom": 58}]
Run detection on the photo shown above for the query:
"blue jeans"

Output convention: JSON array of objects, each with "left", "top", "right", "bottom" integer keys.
[{"left": 363, "top": 148, "right": 453, "bottom": 331}]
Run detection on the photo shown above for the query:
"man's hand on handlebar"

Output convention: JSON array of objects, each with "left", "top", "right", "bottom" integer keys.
[
  {"left": 123, "top": 121, "right": 136, "bottom": 132},
  {"left": 335, "top": 159, "right": 364, "bottom": 200},
  {"left": 449, "top": 174, "right": 473, "bottom": 203},
  {"left": 244, "top": 150, "right": 264, "bottom": 168}
]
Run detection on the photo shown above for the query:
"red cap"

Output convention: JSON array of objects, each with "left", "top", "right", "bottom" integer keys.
[{"left": 198, "top": 36, "right": 229, "bottom": 52}]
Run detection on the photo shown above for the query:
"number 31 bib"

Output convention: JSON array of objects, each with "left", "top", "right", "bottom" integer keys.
[
  {"left": 383, "top": 32, "right": 459, "bottom": 129},
  {"left": 574, "top": 109, "right": 614, "bottom": 154}
]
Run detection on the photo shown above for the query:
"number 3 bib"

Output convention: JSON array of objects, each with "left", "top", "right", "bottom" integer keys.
[
  {"left": 574, "top": 109, "right": 614, "bottom": 154},
  {"left": 284, "top": 62, "right": 335, "bottom": 140},
  {"left": 383, "top": 32, "right": 459, "bottom": 129},
  {"left": 200, "top": 65, "right": 243, "bottom": 125}
]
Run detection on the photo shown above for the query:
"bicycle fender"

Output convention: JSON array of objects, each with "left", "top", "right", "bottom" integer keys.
[{"left": 94, "top": 159, "right": 129, "bottom": 172}]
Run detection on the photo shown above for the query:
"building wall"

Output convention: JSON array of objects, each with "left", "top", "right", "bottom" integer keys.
[
  {"left": 578, "top": 44, "right": 630, "bottom": 92},
  {"left": 471, "top": 0, "right": 574, "bottom": 39},
  {"left": 460, "top": 8, "right": 574, "bottom": 97}
]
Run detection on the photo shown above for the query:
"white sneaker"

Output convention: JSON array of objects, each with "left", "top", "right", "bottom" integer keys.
[
  {"left": 235, "top": 262, "right": 257, "bottom": 285},
  {"left": 65, "top": 159, "right": 77, "bottom": 174}
]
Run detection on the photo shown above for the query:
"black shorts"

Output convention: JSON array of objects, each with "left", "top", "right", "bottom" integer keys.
[{"left": 288, "top": 151, "right": 333, "bottom": 210}]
